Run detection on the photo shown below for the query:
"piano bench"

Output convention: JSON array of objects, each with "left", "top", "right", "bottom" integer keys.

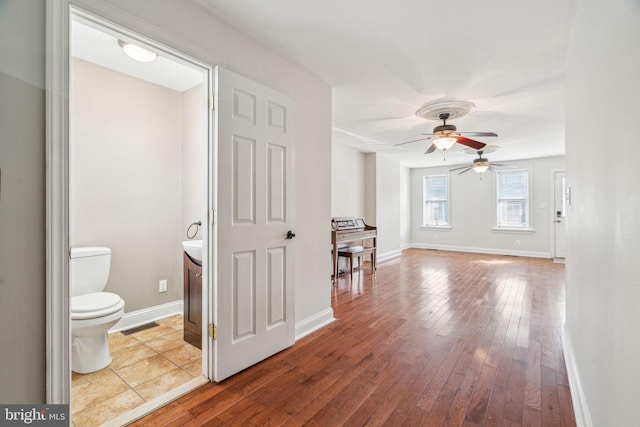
[{"left": 337, "top": 246, "right": 376, "bottom": 279}]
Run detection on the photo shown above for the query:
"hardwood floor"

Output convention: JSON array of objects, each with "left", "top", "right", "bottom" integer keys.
[{"left": 131, "top": 249, "right": 576, "bottom": 426}]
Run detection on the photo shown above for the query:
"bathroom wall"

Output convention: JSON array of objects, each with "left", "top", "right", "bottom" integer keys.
[
  {"left": 181, "top": 84, "right": 205, "bottom": 241},
  {"left": 70, "top": 58, "right": 184, "bottom": 312}
]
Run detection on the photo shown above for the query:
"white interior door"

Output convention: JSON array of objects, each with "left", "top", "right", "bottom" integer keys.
[
  {"left": 554, "top": 171, "right": 566, "bottom": 258},
  {"left": 214, "top": 67, "right": 295, "bottom": 381}
]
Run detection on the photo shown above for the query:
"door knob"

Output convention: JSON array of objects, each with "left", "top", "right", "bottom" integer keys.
[
  {"left": 555, "top": 220, "right": 562, "bottom": 223},
  {"left": 285, "top": 230, "right": 296, "bottom": 240}
]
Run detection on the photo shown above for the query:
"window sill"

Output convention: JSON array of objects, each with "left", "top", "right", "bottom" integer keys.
[
  {"left": 491, "top": 227, "right": 535, "bottom": 234},
  {"left": 420, "top": 226, "right": 452, "bottom": 231}
]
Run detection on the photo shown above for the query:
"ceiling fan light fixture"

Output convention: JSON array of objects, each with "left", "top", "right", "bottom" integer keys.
[
  {"left": 117, "top": 40, "right": 157, "bottom": 62},
  {"left": 433, "top": 136, "right": 457, "bottom": 150},
  {"left": 473, "top": 164, "right": 489, "bottom": 174}
]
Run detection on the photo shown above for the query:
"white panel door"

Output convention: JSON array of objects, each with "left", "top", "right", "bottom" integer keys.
[
  {"left": 214, "top": 67, "right": 295, "bottom": 381},
  {"left": 554, "top": 171, "right": 566, "bottom": 258}
]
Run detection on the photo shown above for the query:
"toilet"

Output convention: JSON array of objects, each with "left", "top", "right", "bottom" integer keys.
[{"left": 70, "top": 247, "right": 125, "bottom": 374}]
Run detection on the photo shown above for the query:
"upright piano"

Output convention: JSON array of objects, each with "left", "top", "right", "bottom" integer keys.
[{"left": 331, "top": 217, "right": 377, "bottom": 279}]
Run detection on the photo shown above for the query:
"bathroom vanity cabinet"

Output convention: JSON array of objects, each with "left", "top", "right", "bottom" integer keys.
[{"left": 183, "top": 252, "right": 202, "bottom": 349}]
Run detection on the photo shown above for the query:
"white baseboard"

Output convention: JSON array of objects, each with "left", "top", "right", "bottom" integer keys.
[
  {"left": 562, "top": 326, "right": 592, "bottom": 427},
  {"left": 409, "top": 243, "right": 551, "bottom": 259},
  {"left": 295, "top": 307, "right": 335, "bottom": 340},
  {"left": 109, "top": 300, "right": 183, "bottom": 333},
  {"left": 377, "top": 249, "right": 403, "bottom": 263}
]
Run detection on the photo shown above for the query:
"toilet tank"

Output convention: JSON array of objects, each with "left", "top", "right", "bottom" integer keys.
[{"left": 70, "top": 247, "right": 111, "bottom": 297}]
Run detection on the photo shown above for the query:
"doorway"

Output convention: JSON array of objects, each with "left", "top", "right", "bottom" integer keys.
[
  {"left": 48, "top": 2, "right": 298, "bottom": 418},
  {"left": 553, "top": 171, "right": 566, "bottom": 259},
  {"left": 68, "top": 10, "right": 212, "bottom": 425}
]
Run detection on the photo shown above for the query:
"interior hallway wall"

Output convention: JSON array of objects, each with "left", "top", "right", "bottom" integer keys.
[
  {"left": 0, "top": 0, "right": 46, "bottom": 404},
  {"left": 564, "top": 0, "right": 640, "bottom": 424}
]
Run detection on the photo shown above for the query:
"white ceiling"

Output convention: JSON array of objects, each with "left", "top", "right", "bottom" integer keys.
[
  {"left": 195, "top": 0, "right": 577, "bottom": 168},
  {"left": 71, "top": 20, "right": 203, "bottom": 93}
]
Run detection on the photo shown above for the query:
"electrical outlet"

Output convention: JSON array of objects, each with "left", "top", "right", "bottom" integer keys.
[{"left": 159, "top": 279, "right": 167, "bottom": 293}]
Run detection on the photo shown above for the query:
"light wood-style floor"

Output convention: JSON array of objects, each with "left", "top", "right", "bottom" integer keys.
[{"left": 132, "top": 249, "right": 576, "bottom": 426}]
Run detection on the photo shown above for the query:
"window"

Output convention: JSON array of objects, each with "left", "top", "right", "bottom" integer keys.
[
  {"left": 496, "top": 169, "right": 530, "bottom": 229},
  {"left": 423, "top": 174, "right": 449, "bottom": 227}
]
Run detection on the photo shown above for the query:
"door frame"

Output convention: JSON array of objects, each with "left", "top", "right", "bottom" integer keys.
[
  {"left": 46, "top": 0, "right": 221, "bottom": 404},
  {"left": 549, "top": 168, "right": 566, "bottom": 260},
  {"left": 552, "top": 170, "right": 567, "bottom": 260}
]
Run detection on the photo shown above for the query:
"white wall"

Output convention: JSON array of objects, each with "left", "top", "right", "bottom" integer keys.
[
  {"left": 331, "top": 142, "right": 366, "bottom": 218},
  {"left": 564, "top": 0, "right": 640, "bottom": 425},
  {"left": 375, "top": 154, "right": 403, "bottom": 259},
  {"left": 364, "top": 153, "right": 377, "bottom": 225},
  {"left": 70, "top": 58, "right": 184, "bottom": 311},
  {"left": 410, "top": 156, "right": 564, "bottom": 257},
  {"left": 181, "top": 84, "right": 205, "bottom": 241},
  {"left": 400, "top": 166, "right": 411, "bottom": 247},
  {"left": 101, "top": 0, "right": 333, "bottom": 329}
]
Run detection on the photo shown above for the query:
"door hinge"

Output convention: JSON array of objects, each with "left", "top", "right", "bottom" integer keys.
[
  {"left": 209, "top": 208, "right": 216, "bottom": 225},
  {"left": 209, "top": 94, "right": 215, "bottom": 111},
  {"left": 208, "top": 323, "right": 217, "bottom": 340}
]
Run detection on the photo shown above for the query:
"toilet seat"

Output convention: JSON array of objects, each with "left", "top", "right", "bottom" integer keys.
[{"left": 72, "top": 292, "right": 124, "bottom": 320}]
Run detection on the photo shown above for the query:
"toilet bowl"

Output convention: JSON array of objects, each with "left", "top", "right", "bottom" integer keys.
[{"left": 70, "top": 247, "right": 125, "bottom": 374}]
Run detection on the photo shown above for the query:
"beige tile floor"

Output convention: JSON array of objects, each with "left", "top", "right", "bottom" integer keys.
[{"left": 71, "top": 314, "right": 202, "bottom": 427}]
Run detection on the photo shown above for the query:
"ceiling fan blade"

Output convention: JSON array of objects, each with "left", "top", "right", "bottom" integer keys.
[
  {"left": 425, "top": 144, "right": 437, "bottom": 154},
  {"left": 457, "top": 167, "right": 474, "bottom": 175},
  {"left": 394, "top": 137, "right": 430, "bottom": 146},
  {"left": 458, "top": 131, "right": 498, "bottom": 137},
  {"left": 449, "top": 164, "right": 472, "bottom": 171},
  {"left": 456, "top": 136, "right": 487, "bottom": 150}
]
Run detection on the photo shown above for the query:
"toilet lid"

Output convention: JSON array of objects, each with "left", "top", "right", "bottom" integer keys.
[{"left": 71, "top": 292, "right": 124, "bottom": 320}]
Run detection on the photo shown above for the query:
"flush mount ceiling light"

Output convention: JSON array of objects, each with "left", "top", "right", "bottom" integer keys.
[{"left": 117, "top": 40, "right": 157, "bottom": 62}]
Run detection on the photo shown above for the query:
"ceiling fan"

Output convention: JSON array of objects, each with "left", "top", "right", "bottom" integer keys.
[
  {"left": 449, "top": 149, "right": 517, "bottom": 174},
  {"left": 395, "top": 112, "right": 497, "bottom": 154}
]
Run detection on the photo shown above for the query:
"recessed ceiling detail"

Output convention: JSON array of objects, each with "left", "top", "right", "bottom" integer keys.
[{"left": 415, "top": 100, "right": 476, "bottom": 121}]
